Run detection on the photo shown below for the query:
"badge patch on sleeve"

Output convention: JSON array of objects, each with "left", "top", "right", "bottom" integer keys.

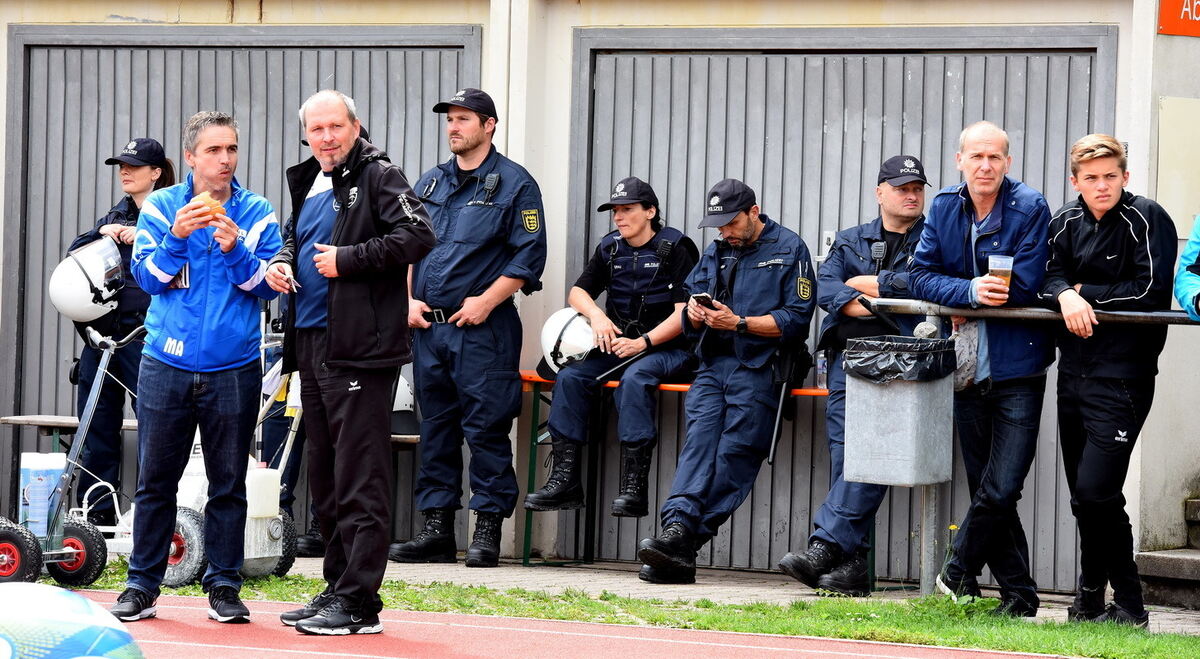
[
  {"left": 521, "top": 209, "right": 540, "bottom": 233},
  {"left": 797, "top": 276, "right": 813, "bottom": 300}
]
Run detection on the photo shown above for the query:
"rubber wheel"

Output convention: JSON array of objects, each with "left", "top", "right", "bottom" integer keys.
[
  {"left": 0, "top": 517, "right": 42, "bottom": 583},
  {"left": 272, "top": 510, "right": 298, "bottom": 578},
  {"left": 46, "top": 515, "right": 108, "bottom": 586},
  {"left": 162, "top": 507, "right": 207, "bottom": 587}
]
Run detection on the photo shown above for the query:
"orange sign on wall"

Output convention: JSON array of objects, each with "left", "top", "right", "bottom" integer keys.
[{"left": 1160, "top": 0, "right": 1200, "bottom": 37}]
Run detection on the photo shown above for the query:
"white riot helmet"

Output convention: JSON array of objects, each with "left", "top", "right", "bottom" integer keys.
[
  {"left": 540, "top": 307, "right": 595, "bottom": 372},
  {"left": 48, "top": 237, "right": 125, "bottom": 322}
]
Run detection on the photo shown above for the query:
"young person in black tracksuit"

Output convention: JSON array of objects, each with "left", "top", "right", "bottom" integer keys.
[{"left": 1040, "top": 134, "right": 1177, "bottom": 628}]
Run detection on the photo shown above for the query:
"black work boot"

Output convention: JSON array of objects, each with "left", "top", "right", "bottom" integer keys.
[
  {"left": 611, "top": 443, "right": 654, "bottom": 518},
  {"left": 465, "top": 511, "right": 503, "bottom": 568},
  {"left": 1067, "top": 583, "right": 1106, "bottom": 622},
  {"left": 778, "top": 538, "right": 842, "bottom": 589},
  {"left": 388, "top": 508, "right": 457, "bottom": 563},
  {"left": 816, "top": 550, "right": 870, "bottom": 597},
  {"left": 295, "top": 516, "right": 326, "bottom": 558},
  {"left": 637, "top": 522, "right": 695, "bottom": 571},
  {"left": 638, "top": 563, "right": 696, "bottom": 584},
  {"left": 523, "top": 440, "right": 585, "bottom": 511}
]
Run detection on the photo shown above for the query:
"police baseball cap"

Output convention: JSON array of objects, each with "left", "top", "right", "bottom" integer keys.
[
  {"left": 433, "top": 88, "right": 499, "bottom": 122},
  {"left": 597, "top": 177, "right": 659, "bottom": 212},
  {"left": 877, "top": 155, "right": 930, "bottom": 186},
  {"left": 105, "top": 137, "right": 167, "bottom": 168},
  {"left": 698, "top": 178, "right": 756, "bottom": 228}
]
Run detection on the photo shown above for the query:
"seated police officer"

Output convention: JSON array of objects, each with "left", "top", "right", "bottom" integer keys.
[
  {"left": 525, "top": 177, "right": 699, "bottom": 517},
  {"left": 778, "top": 155, "right": 929, "bottom": 596},
  {"left": 637, "top": 179, "right": 815, "bottom": 584}
]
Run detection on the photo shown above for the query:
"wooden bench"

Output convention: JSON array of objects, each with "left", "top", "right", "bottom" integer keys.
[{"left": 518, "top": 370, "right": 828, "bottom": 566}]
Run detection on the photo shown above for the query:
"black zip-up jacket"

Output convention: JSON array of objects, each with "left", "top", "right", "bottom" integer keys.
[
  {"left": 1039, "top": 190, "right": 1177, "bottom": 378},
  {"left": 272, "top": 138, "right": 436, "bottom": 372}
]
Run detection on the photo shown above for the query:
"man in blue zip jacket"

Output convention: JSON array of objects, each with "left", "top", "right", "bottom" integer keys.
[
  {"left": 779, "top": 155, "right": 929, "bottom": 596},
  {"left": 637, "top": 178, "right": 815, "bottom": 584},
  {"left": 392, "top": 88, "right": 547, "bottom": 568},
  {"left": 910, "top": 121, "right": 1053, "bottom": 617},
  {"left": 111, "top": 111, "right": 282, "bottom": 624}
]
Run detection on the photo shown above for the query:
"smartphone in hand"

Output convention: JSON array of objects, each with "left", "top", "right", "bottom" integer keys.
[{"left": 691, "top": 292, "right": 717, "bottom": 309}]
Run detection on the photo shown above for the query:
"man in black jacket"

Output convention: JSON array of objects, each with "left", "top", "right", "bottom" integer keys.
[
  {"left": 1040, "top": 133, "right": 1176, "bottom": 628},
  {"left": 266, "top": 90, "right": 435, "bottom": 635}
]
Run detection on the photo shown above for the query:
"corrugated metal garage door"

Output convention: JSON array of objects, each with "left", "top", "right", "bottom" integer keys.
[
  {"left": 568, "top": 27, "right": 1115, "bottom": 592},
  {"left": 1, "top": 26, "right": 479, "bottom": 544}
]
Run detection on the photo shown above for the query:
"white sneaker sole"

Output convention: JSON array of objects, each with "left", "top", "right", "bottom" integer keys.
[
  {"left": 115, "top": 606, "right": 157, "bottom": 622},
  {"left": 296, "top": 622, "right": 383, "bottom": 635},
  {"left": 208, "top": 608, "right": 250, "bottom": 623}
]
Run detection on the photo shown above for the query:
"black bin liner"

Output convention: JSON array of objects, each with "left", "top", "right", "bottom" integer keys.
[{"left": 844, "top": 335, "right": 956, "bottom": 384}]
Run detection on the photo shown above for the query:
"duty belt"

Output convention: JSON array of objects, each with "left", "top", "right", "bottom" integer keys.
[{"left": 422, "top": 306, "right": 461, "bottom": 324}]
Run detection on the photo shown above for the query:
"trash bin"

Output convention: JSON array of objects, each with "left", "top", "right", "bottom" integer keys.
[{"left": 843, "top": 335, "right": 956, "bottom": 486}]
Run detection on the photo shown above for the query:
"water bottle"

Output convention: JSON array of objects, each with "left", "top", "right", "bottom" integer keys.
[
  {"left": 20, "top": 452, "right": 66, "bottom": 538},
  {"left": 816, "top": 350, "right": 828, "bottom": 389}
]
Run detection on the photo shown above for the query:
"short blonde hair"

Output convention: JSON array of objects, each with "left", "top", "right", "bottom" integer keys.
[{"left": 1069, "top": 134, "right": 1126, "bottom": 175}]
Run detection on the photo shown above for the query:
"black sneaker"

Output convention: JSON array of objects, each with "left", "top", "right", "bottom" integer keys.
[
  {"left": 778, "top": 538, "right": 842, "bottom": 589},
  {"left": 637, "top": 563, "right": 696, "bottom": 584},
  {"left": 207, "top": 585, "right": 250, "bottom": 623},
  {"left": 935, "top": 571, "right": 982, "bottom": 602},
  {"left": 295, "top": 596, "right": 383, "bottom": 635},
  {"left": 280, "top": 588, "right": 336, "bottom": 627},
  {"left": 110, "top": 587, "right": 157, "bottom": 622},
  {"left": 1096, "top": 602, "right": 1149, "bottom": 629},
  {"left": 1067, "top": 584, "right": 1105, "bottom": 622},
  {"left": 989, "top": 593, "right": 1038, "bottom": 618}
]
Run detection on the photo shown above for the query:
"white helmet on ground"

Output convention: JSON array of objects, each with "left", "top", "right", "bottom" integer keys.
[
  {"left": 48, "top": 237, "right": 124, "bottom": 322},
  {"left": 540, "top": 307, "right": 595, "bottom": 373}
]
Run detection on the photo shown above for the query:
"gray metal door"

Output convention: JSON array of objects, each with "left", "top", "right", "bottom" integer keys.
[
  {"left": 1, "top": 26, "right": 479, "bottom": 542},
  {"left": 570, "top": 27, "right": 1115, "bottom": 591}
]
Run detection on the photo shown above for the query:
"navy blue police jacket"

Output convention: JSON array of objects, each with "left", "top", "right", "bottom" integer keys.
[
  {"left": 412, "top": 145, "right": 547, "bottom": 307},
  {"left": 909, "top": 176, "right": 1054, "bottom": 382},
  {"left": 816, "top": 216, "right": 925, "bottom": 351},
  {"left": 682, "top": 216, "right": 816, "bottom": 369}
]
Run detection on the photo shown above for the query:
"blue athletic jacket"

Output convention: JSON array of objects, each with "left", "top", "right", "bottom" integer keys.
[
  {"left": 131, "top": 174, "right": 282, "bottom": 372},
  {"left": 909, "top": 177, "right": 1054, "bottom": 381},
  {"left": 1175, "top": 216, "right": 1200, "bottom": 321}
]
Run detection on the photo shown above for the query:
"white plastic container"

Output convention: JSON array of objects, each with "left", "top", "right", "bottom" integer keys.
[
  {"left": 245, "top": 462, "right": 281, "bottom": 519},
  {"left": 19, "top": 452, "right": 67, "bottom": 537}
]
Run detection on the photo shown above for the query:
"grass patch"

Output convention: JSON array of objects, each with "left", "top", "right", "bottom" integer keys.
[{"left": 70, "top": 559, "right": 1200, "bottom": 659}]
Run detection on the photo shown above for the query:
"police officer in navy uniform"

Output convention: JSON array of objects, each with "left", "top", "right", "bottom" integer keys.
[
  {"left": 778, "top": 155, "right": 929, "bottom": 596},
  {"left": 638, "top": 179, "right": 816, "bottom": 584},
  {"left": 391, "top": 88, "right": 547, "bottom": 567},
  {"left": 524, "top": 177, "right": 699, "bottom": 517}
]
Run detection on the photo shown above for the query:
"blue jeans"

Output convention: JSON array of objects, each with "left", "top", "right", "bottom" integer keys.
[
  {"left": 127, "top": 355, "right": 260, "bottom": 596},
  {"left": 547, "top": 347, "right": 695, "bottom": 447},
  {"left": 811, "top": 351, "right": 890, "bottom": 554},
  {"left": 946, "top": 374, "right": 1046, "bottom": 607}
]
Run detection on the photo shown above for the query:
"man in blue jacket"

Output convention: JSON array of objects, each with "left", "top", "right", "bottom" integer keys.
[
  {"left": 637, "top": 179, "right": 815, "bottom": 584},
  {"left": 393, "top": 88, "right": 547, "bottom": 568},
  {"left": 779, "top": 155, "right": 928, "bottom": 596},
  {"left": 910, "top": 121, "right": 1053, "bottom": 617},
  {"left": 111, "top": 111, "right": 282, "bottom": 624}
]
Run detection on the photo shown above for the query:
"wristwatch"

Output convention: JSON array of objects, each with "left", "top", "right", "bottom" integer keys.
[{"left": 736, "top": 317, "right": 748, "bottom": 334}]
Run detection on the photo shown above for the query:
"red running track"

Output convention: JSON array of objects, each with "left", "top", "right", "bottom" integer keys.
[{"left": 79, "top": 591, "right": 1071, "bottom": 659}]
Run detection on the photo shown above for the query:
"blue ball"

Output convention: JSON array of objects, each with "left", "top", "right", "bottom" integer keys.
[{"left": 0, "top": 583, "right": 143, "bottom": 658}]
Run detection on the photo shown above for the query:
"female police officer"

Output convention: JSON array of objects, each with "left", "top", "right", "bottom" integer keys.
[{"left": 525, "top": 177, "right": 698, "bottom": 517}]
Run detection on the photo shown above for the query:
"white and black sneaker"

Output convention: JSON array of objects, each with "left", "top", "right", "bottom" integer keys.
[
  {"left": 207, "top": 585, "right": 250, "bottom": 623},
  {"left": 110, "top": 587, "right": 157, "bottom": 622},
  {"left": 295, "top": 596, "right": 383, "bottom": 635},
  {"left": 280, "top": 588, "right": 335, "bottom": 626}
]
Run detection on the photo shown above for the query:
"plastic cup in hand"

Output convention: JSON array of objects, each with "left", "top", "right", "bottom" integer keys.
[{"left": 988, "top": 254, "right": 1014, "bottom": 288}]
